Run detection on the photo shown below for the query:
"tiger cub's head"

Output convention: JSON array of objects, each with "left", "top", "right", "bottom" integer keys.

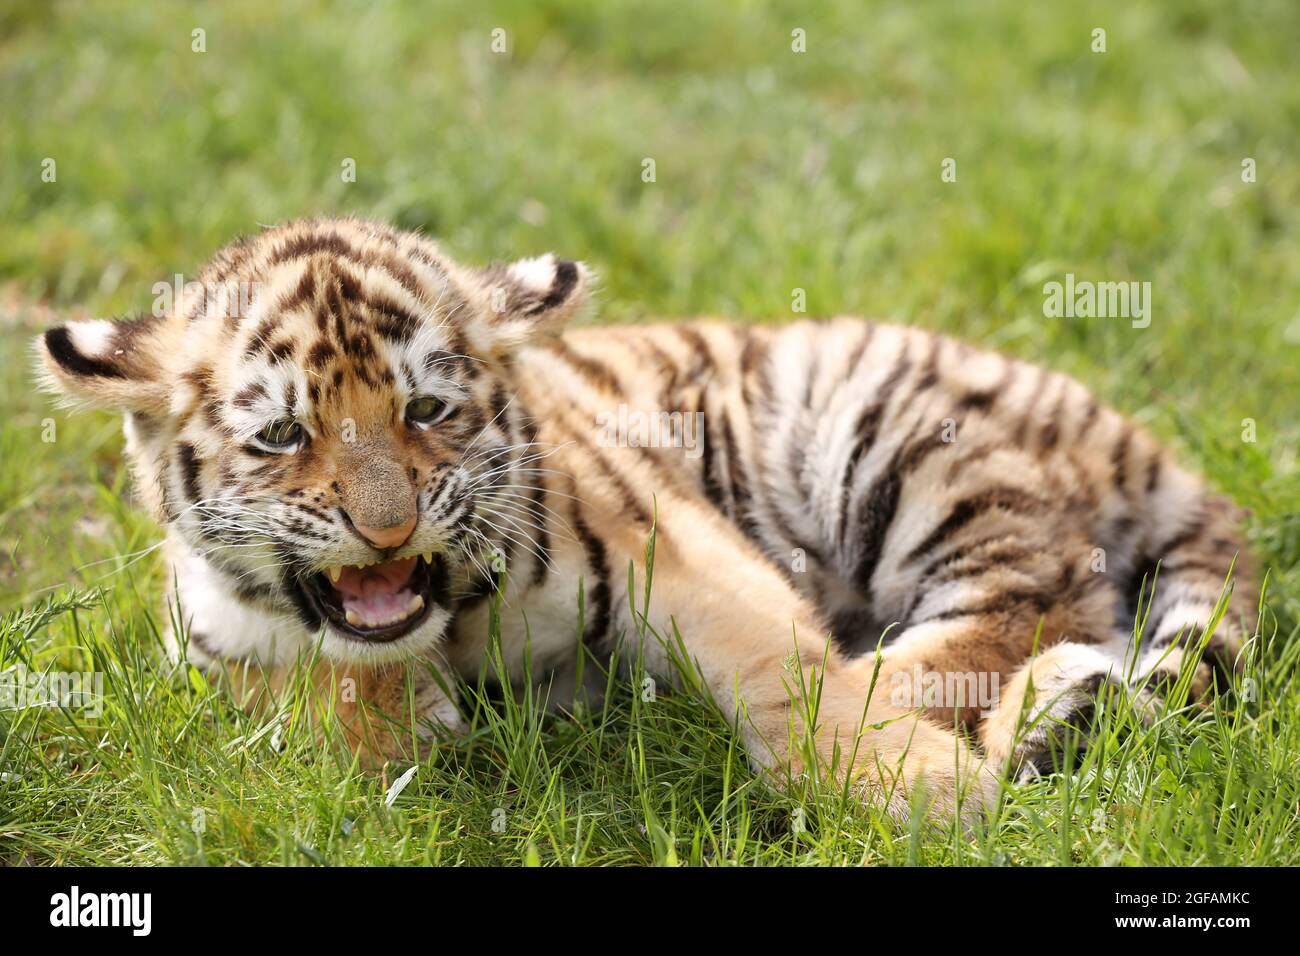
[{"left": 35, "top": 218, "right": 590, "bottom": 662}]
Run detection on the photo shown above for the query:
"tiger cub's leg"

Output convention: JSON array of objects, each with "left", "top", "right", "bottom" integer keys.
[
  {"left": 586, "top": 493, "right": 996, "bottom": 825},
  {"left": 1127, "top": 493, "right": 1257, "bottom": 697},
  {"left": 869, "top": 533, "right": 1123, "bottom": 777},
  {"left": 979, "top": 642, "right": 1122, "bottom": 779},
  {"left": 1058, "top": 417, "right": 1259, "bottom": 698},
  {"left": 875, "top": 523, "right": 1119, "bottom": 718},
  {"left": 982, "top": 490, "right": 1259, "bottom": 777}
]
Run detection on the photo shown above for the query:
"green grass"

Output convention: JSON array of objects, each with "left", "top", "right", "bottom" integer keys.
[{"left": 1, "top": 0, "right": 1298, "bottom": 865}]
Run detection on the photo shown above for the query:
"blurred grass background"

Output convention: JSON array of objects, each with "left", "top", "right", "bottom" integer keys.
[{"left": 0, "top": 0, "right": 1297, "bottom": 865}]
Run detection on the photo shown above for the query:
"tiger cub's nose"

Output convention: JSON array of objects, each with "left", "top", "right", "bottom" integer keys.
[{"left": 349, "top": 514, "right": 417, "bottom": 550}]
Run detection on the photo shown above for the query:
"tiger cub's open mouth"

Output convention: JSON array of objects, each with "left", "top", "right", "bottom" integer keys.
[{"left": 301, "top": 553, "right": 449, "bottom": 642}]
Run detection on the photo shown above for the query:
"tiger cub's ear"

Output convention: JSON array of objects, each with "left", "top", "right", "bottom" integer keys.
[
  {"left": 469, "top": 254, "right": 593, "bottom": 355},
  {"left": 35, "top": 315, "right": 174, "bottom": 415}
]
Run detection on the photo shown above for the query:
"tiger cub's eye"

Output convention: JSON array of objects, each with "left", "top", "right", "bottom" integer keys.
[
  {"left": 254, "top": 419, "right": 304, "bottom": 452},
  {"left": 405, "top": 396, "right": 449, "bottom": 428}
]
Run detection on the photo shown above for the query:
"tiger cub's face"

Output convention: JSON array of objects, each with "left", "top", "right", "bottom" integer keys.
[{"left": 36, "top": 219, "right": 589, "bottom": 663}]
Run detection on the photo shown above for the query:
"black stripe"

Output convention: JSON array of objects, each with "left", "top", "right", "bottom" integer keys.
[
  {"left": 843, "top": 323, "right": 876, "bottom": 379},
  {"left": 918, "top": 587, "right": 1054, "bottom": 625},
  {"left": 280, "top": 558, "right": 323, "bottom": 634},
  {"left": 914, "top": 337, "right": 941, "bottom": 392},
  {"left": 336, "top": 266, "right": 362, "bottom": 301},
  {"left": 943, "top": 440, "right": 1003, "bottom": 481},
  {"left": 513, "top": 410, "right": 551, "bottom": 588},
  {"left": 243, "top": 314, "right": 282, "bottom": 358},
  {"left": 292, "top": 502, "right": 332, "bottom": 523},
  {"left": 201, "top": 234, "right": 259, "bottom": 296},
  {"left": 368, "top": 294, "right": 423, "bottom": 342},
  {"left": 837, "top": 354, "right": 913, "bottom": 548},
  {"left": 591, "top": 445, "right": 652, "bottom": 527},
  {"left": 1039, "top": 377, "right": 1068, "bottom": 450},
  {"left": 489, "top": 382, "right": 509, "bottom": 427},
  {"left": 553, "top": 418, "right": 651, "bottom": 527},
  {"left": 904, "top": 487, "right": 1044, "bottom": 565},
  {"left": 957, "top": 361, "right": 1012, "bottom": 412},
  {"left": 282, "top": 517, "right": 331, "bottom": 541},
  {"left": 709, "top": 410, "right": 737, "bottom": 516},
  {"left": 643, "top": 339, "right": 682, "bottom": 409},
  {"left": 526, "top": 476, "right": 551, "bottom": 587},
  {"left": 700, "top": 402, "right": 727, "bottom": 511},
  {"left": 572, "top": 510, "right": 612, "bottom": 650},
  {"left": 459, "top": 572, "right": 499, "bottom": 608},
  {"left": 277, "top": 262, "right": 317, "bottom": 312},
  {"left": 738, "top": 331, "right": 772, "bottom": 411},
  {"left": 802, "top": 344, "right": 821, "bottom": 409},
  {"left": 233, "top": 581, "right": 276, "bottom": 606},
  {"left": 305, "top": 340, "right": 336, "bottom": 369},
  {"left": 44, "top": 327, "right": 125, "bottom": 379},
  {"left": 1111, "top": 424, "right": 1133, "bottom": 493},
  {"left": 232, "top": 381, "right": 269, "bottom": 408},
  {"left": 529, "top": 259, "right": 579, "bottom": 314},
  {"left": 176, "top": 443, "right": 202, "bottom": 503},
  {"left": 902, "top": 542, "right": 1038, "bottom": 622},
  {"left": 267, "top": 338, "right": 295, "bottom": 363},
  {"left": 1012, "top": 366, "right": 1046, "bottom": 446},
  {"left": 896, "top": 424, "right": 957, "bottom": 476},
  {"left": 673, "top": 325, "right": 715, "bottom": 382},
  {"left": 1144, "top": 453, "right": 1162, "bottom": 494},
  {"left": 1075, "top": 398, "right": 1101, "bottom": 441},
  {"left": 548, "top": 339, "right": 622, "bottom": 393},
  {"left": 917, "top": 537, "right": 1028, "bottom": 591},
  {"left": 850, "top": 463, "right": 903, "bottom": 594},
  {"left": 722, "top": 414, "right": 760, "bottom": 540},
  {"left": 267, "top": 231, "right": 424, "bottom": 299},
  {"left": 494, "top": 514, "right": 517, "bottom": 580}
]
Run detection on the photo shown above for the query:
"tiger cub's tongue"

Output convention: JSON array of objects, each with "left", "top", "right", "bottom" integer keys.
[
  {"left": 331, "top": 556, "right": 418, "bottom": 597},
  {"left": 331, "top": 556, "right": 422, "bottom": 629}
]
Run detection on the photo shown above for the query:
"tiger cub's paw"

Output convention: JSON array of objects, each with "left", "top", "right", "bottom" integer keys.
[
  {"left": 1134, "top": 617, "right": 1253, "bottom": 706},
  {"left": 1139, "top": 607, "right": 1254, "bottom": 693},
  {"left": 1009, "top": 670, "right": 1121, "bottom": 782},
  {"left": 982, "top": 643, "right": 1121, "bottom": 782},
  {"left": 1133, "top": 643, "right": 1212, "bottom": 706}
]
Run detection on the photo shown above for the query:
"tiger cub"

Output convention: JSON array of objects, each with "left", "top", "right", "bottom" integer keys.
[{"left": 36, "top": 217, "right": 1256, "bottom": 823}]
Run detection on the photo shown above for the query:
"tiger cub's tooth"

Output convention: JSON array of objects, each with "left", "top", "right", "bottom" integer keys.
[
  {"left": 407, "top": 594, "right": 424, "bottom": 614},
  {"left": 345, "top": 609, "right": 362, "bottom": 627},
  {"left": 422, "top": 551, "right": 433, "bottom": 564},
  {"left": 327, "top": 565, "right": 342, "bottom": 583}
]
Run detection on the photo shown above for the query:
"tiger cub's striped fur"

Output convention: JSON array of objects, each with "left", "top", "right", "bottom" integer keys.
[{"left": 37, "top": 217, "right": 1256, "bottom": 822}]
